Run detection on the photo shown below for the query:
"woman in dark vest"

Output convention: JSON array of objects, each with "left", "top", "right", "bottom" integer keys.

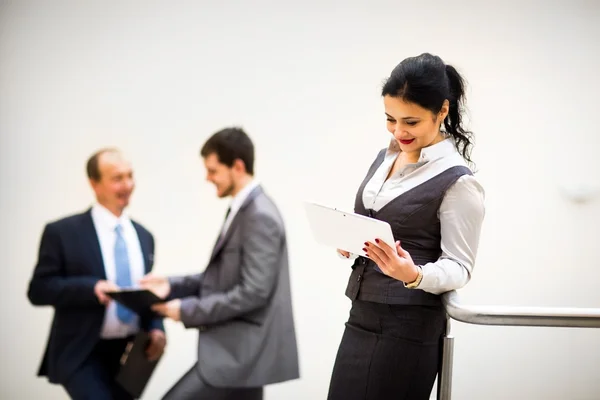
[{"left": 327, "top": 53, "right": 486, "bottom": 400}]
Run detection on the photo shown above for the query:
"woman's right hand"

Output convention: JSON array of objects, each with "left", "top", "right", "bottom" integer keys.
[{"left": 337, "top": 249, "right": 350, "bottom": 258}]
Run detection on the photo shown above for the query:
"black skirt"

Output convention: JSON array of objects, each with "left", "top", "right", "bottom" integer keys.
[{"left": 327, "top": 300, "right": 446, "bottom": 400}]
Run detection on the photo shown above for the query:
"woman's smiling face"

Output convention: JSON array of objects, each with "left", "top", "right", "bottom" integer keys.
[{"left": 383, "top": 95, "right": 449, "bottom": 154}]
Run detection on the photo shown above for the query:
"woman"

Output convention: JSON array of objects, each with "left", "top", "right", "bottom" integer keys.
[{"left": 327, "top": 53, "right": 485, "bottom": 400}]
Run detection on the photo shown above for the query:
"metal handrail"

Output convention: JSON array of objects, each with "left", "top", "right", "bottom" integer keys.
[
  {"left": 442, "top": 291, "right": 600, "bottom": 328},
  {"left": 437, "top": 290, "right": 600, "bottom": 400}
]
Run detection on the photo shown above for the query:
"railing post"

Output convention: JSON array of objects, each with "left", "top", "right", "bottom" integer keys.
[{"left": 437, "top": 317, "right": 454, "bottom": 400}]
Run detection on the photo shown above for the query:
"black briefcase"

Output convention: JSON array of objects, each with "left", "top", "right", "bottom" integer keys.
[{"left": 116, "top": 331, "right": 162, "bottom": 399}]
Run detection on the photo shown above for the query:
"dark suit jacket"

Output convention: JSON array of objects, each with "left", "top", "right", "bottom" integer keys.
[
  {"left": 27, "top": 209, "right": 164, "bottom": 384},
  {"left": 168, "top": 186, "right": 300, "bottom": 387}
]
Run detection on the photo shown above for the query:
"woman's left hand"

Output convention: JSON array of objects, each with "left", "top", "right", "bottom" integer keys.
[{"left": 364, "top": 239, "right": 420, "bottom": 283}]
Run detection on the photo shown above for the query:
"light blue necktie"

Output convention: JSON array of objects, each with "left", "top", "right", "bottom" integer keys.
[{"left": 114, "top": 224, "right": 134, "bottom": 323}]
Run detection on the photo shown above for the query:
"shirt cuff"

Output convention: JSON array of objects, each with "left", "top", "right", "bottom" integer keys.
[
  {"left": 416, "top": 260, "right": 471, "bottom": 295},
  {"left": 415, "top": 263, "right": 438, "bottom": 290}
]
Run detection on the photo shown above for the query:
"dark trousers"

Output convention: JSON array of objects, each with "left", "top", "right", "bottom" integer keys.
[
  {"left": 64, "top": 337, "right": 133, "bottom": 400},
  {"left": 327, "top": 300, "right": 446, "bottom": 400},
  {"left": 162, "top": 364, "right": 263, "bottom": 400}
]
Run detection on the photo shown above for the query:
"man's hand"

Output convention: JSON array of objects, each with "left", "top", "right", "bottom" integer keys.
[
  {"left": 94, "top": 280, "right": 119, "bottom": 305},
  {"left": 152, "top": 299, "right": 181, "bottom": 322},
  {"left": 139, "top": 273, "right": 171, "bottom": 299},
  {"left": 146, "top": 329, "right": 166, "bottom": 361}
]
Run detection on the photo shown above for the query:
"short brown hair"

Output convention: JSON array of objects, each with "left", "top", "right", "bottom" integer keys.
[
  {"left": 200, "top": 127, "right": 255, "bottom": 175},
  {"left": 86, "top": 148, "right": 119, "bottom": 181}
]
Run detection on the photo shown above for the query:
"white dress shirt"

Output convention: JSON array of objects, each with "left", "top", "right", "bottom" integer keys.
[
  {"left": 91, "top": 204, "right": 146, "bottom": 338},
  {"left": 347, "top": 137, "right": 485, "bottom": 295},
  {"left": 220, "top": 179, "right": 260, "bottom": 236}
]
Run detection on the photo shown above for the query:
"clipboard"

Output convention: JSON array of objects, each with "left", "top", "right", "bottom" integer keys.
[
  {"left": 106, "top": 288, "right": 164, "bottom": 318},
  {"left": 303, "top": 201, "right": 396, "bottom": 255}
]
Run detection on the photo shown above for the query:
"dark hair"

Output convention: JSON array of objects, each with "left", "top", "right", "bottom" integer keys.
[
  {"left": 86, "top": 147, "right": 119, "bottom": 181},
  {"left": 381, "top": 53, "right": 473, "bottom": 163},
  {"left": 200, "top": 127, "right": 255, "bottom": 175}
]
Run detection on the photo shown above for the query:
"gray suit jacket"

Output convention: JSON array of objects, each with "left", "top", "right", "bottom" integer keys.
[{"left": 168, "top": 186, "right": 300, "bottom": 388}]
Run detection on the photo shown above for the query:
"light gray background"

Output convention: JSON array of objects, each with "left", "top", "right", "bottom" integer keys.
[{"left": 1, "top": 1, "right": 599, "bottom": 399}]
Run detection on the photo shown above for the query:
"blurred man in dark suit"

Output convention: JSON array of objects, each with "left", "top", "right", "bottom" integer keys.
[{"left": 27, "top": 148, "right": 166, "bottom": 400}]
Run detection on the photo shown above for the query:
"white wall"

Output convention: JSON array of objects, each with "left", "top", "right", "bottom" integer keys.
[{"left": 1, "top": 1, "right": 599, "bottom": 399}]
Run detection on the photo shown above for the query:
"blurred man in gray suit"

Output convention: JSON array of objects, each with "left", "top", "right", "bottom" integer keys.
[{"left": 141, "top": 127, "right": 300, "bottom": 400}]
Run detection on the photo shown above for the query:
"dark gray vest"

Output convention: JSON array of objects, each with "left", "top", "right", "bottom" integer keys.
[{"left": 345, "top": 148, "right": 472, "bottom": 306}]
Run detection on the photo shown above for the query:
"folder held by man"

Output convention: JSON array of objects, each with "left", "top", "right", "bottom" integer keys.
[{"left": 106, "top": 288, "right": 164, "bottom": 318}]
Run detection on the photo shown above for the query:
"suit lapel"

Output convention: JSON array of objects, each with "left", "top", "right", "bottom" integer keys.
[
  {"left": 80, "top": 209, "right": 107, "bottom": 279},
  {"left": 209, "top": 186, "right": 263, "bottom": 261},
  {"left": 132, "top": 223, "right": 152, "bottom": 274}
]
